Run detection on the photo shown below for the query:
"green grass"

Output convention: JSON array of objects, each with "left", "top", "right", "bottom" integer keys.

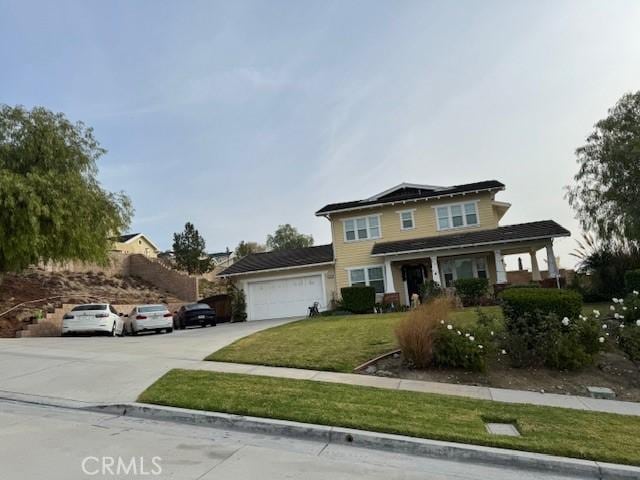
[
  {"left": 139, "top": 369, "right": 640, "bottom": 466},
  {"left": 208, "top": 312, "right": 403, "bottom": 372}
]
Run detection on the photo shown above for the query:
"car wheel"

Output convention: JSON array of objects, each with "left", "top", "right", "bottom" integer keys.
[
  {"left": 166, "top": 327, "right": 173, "bottom": 333},
  {"left": 111, "top": 323, "right": 117, "bottom": 336}
]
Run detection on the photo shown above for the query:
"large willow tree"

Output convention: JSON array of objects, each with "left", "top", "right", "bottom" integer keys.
[{"left": 0, "top": 105, "right": 132, "bottom": 274}]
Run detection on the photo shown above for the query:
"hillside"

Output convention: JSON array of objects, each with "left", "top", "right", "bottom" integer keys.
[{"left": 0, "top": 270, "right": 183, "bottom": 337}]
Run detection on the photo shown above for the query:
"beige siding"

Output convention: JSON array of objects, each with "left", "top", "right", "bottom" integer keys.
[
  {"left": 329, "top": 192, "right": 498, "bottom": 292},
  {"left": 113, "top": 236, "right": 158, "bottom": 257}
]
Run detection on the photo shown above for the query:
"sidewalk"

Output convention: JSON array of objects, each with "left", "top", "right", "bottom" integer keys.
[{"left": 198, "top": 361, "right": 640, "bottom": 416}]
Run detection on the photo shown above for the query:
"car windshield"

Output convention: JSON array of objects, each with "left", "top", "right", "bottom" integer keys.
[
  {"left": 138, "top": 305, "right": 167, "bottom": 313},
  {"left": 71, "top": 304, "right": 107, "bottom": 311},
  {"left": 185, "top": 303, "right": 210, "bottom": 310}
]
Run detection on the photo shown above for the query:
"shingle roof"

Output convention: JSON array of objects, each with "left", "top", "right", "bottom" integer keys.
[
  {"left": 316, "top": 180, "right": 505, "bottom": 215},
  {"left": 371, "top": 221, "right": 570, "bottom": 256},
  {"left": 219, "top": 244, "right": 334, "bottom": 276},
  {"left": 113, "top": 233, "right": 141, "bottom": 243}
]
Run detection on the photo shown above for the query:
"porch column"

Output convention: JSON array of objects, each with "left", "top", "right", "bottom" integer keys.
[
  {"left": 384, "top": 258, "right": 396, "bottom": 293},
  {"left": 429, "top": 255, "right": 441, "bottom": 286},
  {"left": 494, "top": 249, "right": 507, "bottom": 284},
  {"left": 546, "top": 243, "right": 559, "bottom": 286},
  {"left": 530, "top": 249, "right": 541, "bottom": 281}
]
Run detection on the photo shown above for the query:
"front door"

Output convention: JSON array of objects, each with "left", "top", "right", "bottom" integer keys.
[{"left": 404, "top": 265, "right": 425, "bottom": 298}]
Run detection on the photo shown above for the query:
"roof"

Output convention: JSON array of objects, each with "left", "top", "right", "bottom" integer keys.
[
  {"left": 371, "top": 220, "right": 570, "bottom": 256},
  {"left": 316, "top": 180, "right": 505, "bottom": 216},
  {"left": 111, "top": 233, "right": 160, "bottom": 251},
  {"left": 219, "top": 244, "right": 334, "bottom": 276}
]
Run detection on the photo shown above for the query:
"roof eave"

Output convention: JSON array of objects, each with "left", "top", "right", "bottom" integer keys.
[
  {"left": 371, "top": 232, "right": 570, "bottom": 257},
  {"left": 218, "top": 260, "right": 335, "bottom": 278},
  {"left": 315, "top": 185, "right": 505, "bottom": 217}
]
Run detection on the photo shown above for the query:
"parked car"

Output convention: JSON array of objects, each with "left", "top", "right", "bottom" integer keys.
[
  {"left": 125, "top": 304, "right": 173, "bottom": 335},
  {"left": 174, "top": 303, "right": 216, "bottom": 329},
  {"left": 62, "top": 304, "right": 125, "bottom": 336}
]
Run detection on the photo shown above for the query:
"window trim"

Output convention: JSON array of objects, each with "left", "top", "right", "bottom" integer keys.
[
  {"left": 396, "top": 209, "right": 416, "bottom": 231},
  {"left": 342, "top": 214, "right": 382, "bottom": 243},
  {"left": 433, "top": 201, "right": 480, "bottom": 231},
  {"left": 346, "top": 264, "right": 387, "bottom": 292},
  {"left": 440, "top": 256, "right": 488, "bottom": 287}
]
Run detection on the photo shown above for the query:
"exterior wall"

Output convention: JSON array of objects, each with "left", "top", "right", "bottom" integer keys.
[
  {"left": 232, "top": 264, "right": 337, "bottom": 310},
  {"left": 39, "top": 252, "right": 131, "bottom": 277},
  {"left": 113, "top": 236, "right": 158, "bottom": 257},
  {"left": 507, "top": 268, "right": 575, "bottom": 285},
  {"left": 128, "top": 255, "right": 199, "bottom": 301},
  {"left": 329, "top": 191, "right": 498, "bottom": 293}
]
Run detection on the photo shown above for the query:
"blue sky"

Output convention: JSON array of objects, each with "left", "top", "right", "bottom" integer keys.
[{"left": 2, "top": 1, "right": 640, "bottom": 267}]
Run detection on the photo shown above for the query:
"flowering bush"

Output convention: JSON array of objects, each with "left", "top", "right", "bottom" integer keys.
[
  {"left": 432, "top": 324, "right": 489, "bottom": 371},
  {"left": 606, "top": 292, "right": 640, "bottom": 360}
]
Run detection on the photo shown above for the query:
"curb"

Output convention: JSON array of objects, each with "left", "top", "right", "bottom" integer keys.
[{"left": 87, "top": 402, "right": 640, "bottom": 480}]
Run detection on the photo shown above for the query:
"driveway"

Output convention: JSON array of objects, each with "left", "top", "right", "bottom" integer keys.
[{"left": 0, "top": 318, "right": 295, "bottom": 404}]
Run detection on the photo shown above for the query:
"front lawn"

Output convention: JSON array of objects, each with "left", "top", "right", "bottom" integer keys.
[
  {"left": 207, "top": 312, "right": 403, "bottom": 372},
  {"left": 139, "top": 369, "right": 640, "bottom": 466}
]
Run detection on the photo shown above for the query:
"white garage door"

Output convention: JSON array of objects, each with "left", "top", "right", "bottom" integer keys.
[{"left": 247, "top": 274, "right": 324, "bottom": 320}]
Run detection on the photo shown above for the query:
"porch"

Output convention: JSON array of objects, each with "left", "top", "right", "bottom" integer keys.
[{"left": 371, "top": 221, "right": 570, "bottom": 306}]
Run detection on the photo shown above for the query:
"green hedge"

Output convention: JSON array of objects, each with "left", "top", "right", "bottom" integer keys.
[
  {"left": 453, "top": 278, "right": 489, "bottom": 305},
  {"left": 499, "top": 288, "right": 582, "bottom": 320},
  {"left": 341, "top": 286, "right": 376, "bottom": 314},
  {"left": 625, "top": 269, "right": 640, "bottom": 293}
]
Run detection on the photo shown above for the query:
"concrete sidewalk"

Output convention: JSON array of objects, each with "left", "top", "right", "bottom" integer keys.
[{"left": 198, "top": 361, "right": 640, "bottom": 416}]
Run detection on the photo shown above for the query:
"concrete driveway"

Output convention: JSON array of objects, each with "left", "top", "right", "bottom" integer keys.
[{"left": 0, "top": 318, "right": 295, "bottom": 404}]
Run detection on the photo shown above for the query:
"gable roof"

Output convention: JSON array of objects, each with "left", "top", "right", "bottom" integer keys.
[
  {"left": 218, "top": 244, "right": 334, "bottom": 276},
  {"left": 316, "top": 180, "right": 505, "bottom": 216},
  {"left": 371, "top": 220, "right": 570, "bottom": 256},
  {"left": 111, "top": 233, "right": 160, "bottom": 251}
]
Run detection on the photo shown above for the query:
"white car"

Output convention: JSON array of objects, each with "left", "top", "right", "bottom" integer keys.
[
  {"left": 62, "top": 304, "right": 125, "bottom": 336},
  {"left": 125, "top": 304, "right": 173, "bottom": 335}
]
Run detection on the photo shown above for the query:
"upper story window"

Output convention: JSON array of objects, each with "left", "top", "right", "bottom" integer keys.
[
  {"left": 436, "top": 202, "right": 479, "bottom": 230},
  {"left": 397, "top": 209, "right": 415, "bottom": 230},
  {"left": 343, "top": 215, "right": 381, "bottom": 242}
]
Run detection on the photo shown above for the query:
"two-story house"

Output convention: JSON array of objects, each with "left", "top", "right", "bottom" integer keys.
[{"left": 219, "top": 181, "right": 570, "bottom": 321}]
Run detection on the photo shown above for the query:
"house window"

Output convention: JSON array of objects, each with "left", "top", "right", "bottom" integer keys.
[
  {"left": 440, "top": 257, "right": 488, "bottom": 287},
  {"left": 398, "top": 210, "right": 415, "bottom": 230},
  {"left": 435, "top": 202, "right": 479, "bottom": 231},
  {"left": 343, "top": 215, "right": 381, "bottom": 242},
  {"left": 349, "top": 266, "right": 385, "bottom": 293}
]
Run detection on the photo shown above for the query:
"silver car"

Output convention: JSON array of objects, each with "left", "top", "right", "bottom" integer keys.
[{"left": 125, "top": 304, "right": 173, "bottom": 335}]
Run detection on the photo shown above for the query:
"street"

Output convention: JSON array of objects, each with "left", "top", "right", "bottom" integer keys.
[{"left": 1, "top": 399, "right": 579, "bottom": 480}]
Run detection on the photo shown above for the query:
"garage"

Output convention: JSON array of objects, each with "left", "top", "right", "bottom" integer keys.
[{"left": 247, "top": 274, "right": 325, "bottom": 321}]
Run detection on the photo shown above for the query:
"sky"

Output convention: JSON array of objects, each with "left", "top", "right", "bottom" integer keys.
[{"left": 2, "top": 0, "right": 640, "bottom": 269}]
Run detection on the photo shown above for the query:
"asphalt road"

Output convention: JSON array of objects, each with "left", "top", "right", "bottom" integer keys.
[
  {"left": 0, "top": 318, "right": 293, "bottom": 403},
  {"left": 1, "top": 399, "right": 579, "bottom": 480}
]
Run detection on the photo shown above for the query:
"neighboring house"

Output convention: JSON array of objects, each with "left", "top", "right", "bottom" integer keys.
[
  {"left": 209, "top": 250, "right": 235, "bottom": 268},
  {"left": 219, "top": 181, "right": 570, "bottom": 321},
  {"left": 111, "top": 233, "right": 160, "bottom": 258}
]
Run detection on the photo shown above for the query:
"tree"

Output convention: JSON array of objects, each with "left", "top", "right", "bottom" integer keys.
[
  {"left": 266, "top": 224, "right": 314, "bottom": 251},
  {"left": 234, "top": 240, "right": 266, "bottom": 259},
  {"left": 172, "top": 222, "right": 212, "bottom": 274},
  {"left": 0, "top": 105, "right": 132, "bottom": 275},
  {"left": 566, "top": 91, "right": 640, "bottom": 243}
]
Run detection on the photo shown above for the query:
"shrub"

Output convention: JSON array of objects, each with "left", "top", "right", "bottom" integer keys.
[
  {"left": 340, "top": 286, "right": 376, "bottom": 314},
  {"left": 419, "top": 280, "right": 443, "bottom": 301},
  {"left": 395, "top": 298, "right": 450, "bottom": 369},
  {"left": 432, "top": 326, "right": 488, "bottom": 371},
  {"left": 500, "top": 288, "right": 582, "bottom": 320},
  {"left": 624, "top": 269, "right": 640, "bottom": 294},
  {"left": 453, "top": 278, "right": 489, "bottom": 306},
  {"left": 620, "top": 327, "right": 640, "bottom": 361},
  {"left": 229, "top": 285, "right": 247, "bottom": 322}
]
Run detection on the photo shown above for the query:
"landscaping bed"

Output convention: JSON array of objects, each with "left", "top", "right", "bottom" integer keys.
[
  {"left": 139, "top": 369, "right": 640, "bottom": 466},
  {"left": 368, "top": 351, "right": 640, "bottom": 402}
]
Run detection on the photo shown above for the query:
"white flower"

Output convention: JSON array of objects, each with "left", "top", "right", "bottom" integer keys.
[
  {"left": 457, "top": 330, "right": 462, "bottom": 335},
  {"left": 490, "top": 331, "right": 494, "bottom": 336},
  {"left": 606, "top": 332, "right": 610, "bottom": 336},
  {"left": 478, "top": 345, "right": 483, "bottom": 349},
  {"left": 620, "top": 298, "right": 624, "bottom": 304},
  {"left": 465, "top": 333, "right": 470, "bottom": 337},
  {"left": 598, "top": 337, "right": 605, "bottom": 343},
  {"left": 602, "top": 324, "right": 608, "bottom": 329},
  {"left": 620, "top": 324, "right": 625, "bottom": 329},
  {"left": 614, "top": 313, "right": 620, "bottom": 320},
  {"left": 634, "top": 290, "right": 639, "bottom": 296},
  {"left": 440, "top": 320, "right": 445, "bottom": 324},
  {"left": 447, "top": 324, "right": 453, "bottom": 330},
  {"left": 469, "top": 336, "right": 475, "bottom": 342},
  {"left": 610, "top": 305, "right": 616, "bottom": 311},
  {"left": 562, "top": 317, "right": 570, "bottom": 326},
  {"left": 612, "top": 298, "right": 618, "bottom": 303},
  {"left": 623, "top": 306, "right": 628, "bottom": 311},
  {"left": 636, "top": 320, "right": 640, "bottom": 327},
  {"left": 593, "top": 309, "right": 600, "bottom": 317},
  {"left": 501, "top": 349, "right": 507, "bottom": 355}
]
